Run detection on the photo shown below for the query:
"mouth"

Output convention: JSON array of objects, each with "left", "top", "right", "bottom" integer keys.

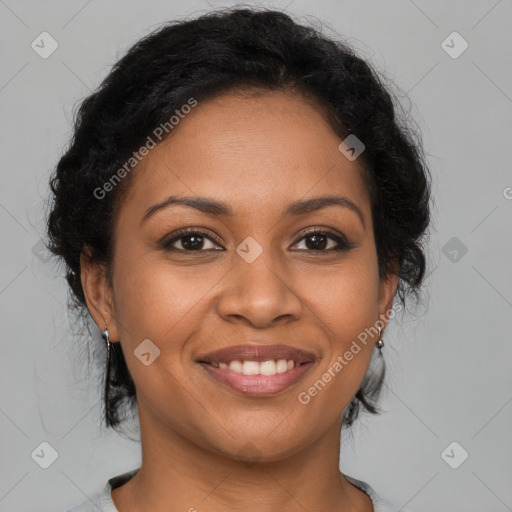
[{"left": 196, "top": 344, "right": 316, "bottom": 397}]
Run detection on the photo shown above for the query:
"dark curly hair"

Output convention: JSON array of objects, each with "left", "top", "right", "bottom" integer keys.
[{"left": 46, "top": 6, "right": 431, "bottom": 431}]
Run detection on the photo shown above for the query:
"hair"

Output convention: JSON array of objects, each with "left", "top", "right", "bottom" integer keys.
[{"left": 46, "top": 6, "right": 431, "bottom": 431}]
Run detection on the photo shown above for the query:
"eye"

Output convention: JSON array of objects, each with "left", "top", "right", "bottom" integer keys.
[
  {"left": 161, "top": 227, "right": 353, "bottom": 253},
  {"left": 291, "top": 229, "right": 353, "bottom": 253},
  {"left": 161, "top": 228, "right": 222, "bottom": 252}
]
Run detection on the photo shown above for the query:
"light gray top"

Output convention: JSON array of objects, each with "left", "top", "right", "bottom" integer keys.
[{"left": 66, "top": 468, "right": 401, "bottom": 512}]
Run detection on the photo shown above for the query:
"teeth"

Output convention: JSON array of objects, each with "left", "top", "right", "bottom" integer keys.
[
  {"left": 219, "top": 359, "right": 295, "bottom": 375},
  {"left": 242, "top": 361, "right": 260, "bottom": 375},
  {"left": 260, "top": 360, "right": 276, "bottom": 376},
  {"left": 229, "top": 360, "right": 243, "bottom": 373},
  {"left": 276, "top": 359, "right": 288, "bottom": 373}
]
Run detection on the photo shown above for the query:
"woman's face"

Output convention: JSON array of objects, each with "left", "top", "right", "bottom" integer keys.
[{"left": 84, "top": 89, "right": 397, "bottom": 460}]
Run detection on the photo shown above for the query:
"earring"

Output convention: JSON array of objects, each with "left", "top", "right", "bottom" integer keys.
[
  {"left": 102, "top": 326, "right": 112, "bottom": 406},
  {"left": 377, "top": 326, "right": 384, "bottom": 350}
]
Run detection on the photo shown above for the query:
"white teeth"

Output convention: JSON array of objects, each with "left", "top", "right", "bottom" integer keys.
[
  {"left": 242, "top": 360, "right": 260, "bottom": 375},
  {"left": 276, "top": 359, "right": 288, "bottom": 373},
  {"left": 218, "top": 359, "right": 296, "bottom": 375},
  {"left": 229, "top": 360, "right": 243, "bottom": 373},
  {"left": 259, "top": 360, "right": 276, "bottom": 375}
]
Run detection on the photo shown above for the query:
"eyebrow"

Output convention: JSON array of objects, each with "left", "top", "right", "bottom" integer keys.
[{"left": 140, "top": 194, "right": 365, "bottom": 227}]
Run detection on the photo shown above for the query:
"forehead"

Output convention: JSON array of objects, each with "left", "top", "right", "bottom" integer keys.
[{"left": 119, "top": 90, "right": 370, "bottom": 221}]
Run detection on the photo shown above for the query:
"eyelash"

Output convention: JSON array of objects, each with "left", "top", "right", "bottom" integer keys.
[{"left": 161, "top": 227, "right": 354, "bottom": 254}]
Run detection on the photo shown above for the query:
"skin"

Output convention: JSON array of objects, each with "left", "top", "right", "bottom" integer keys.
[{"left": 81, "top": 88, "right": 398, "bottom": 512}]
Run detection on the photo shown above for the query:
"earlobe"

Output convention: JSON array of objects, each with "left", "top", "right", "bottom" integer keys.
[
  {"left": 80, "top": 248, "right": 119, "bottom": 341},
  {"left": 378, "top": 271, "right": 399, "bottom": 327}
]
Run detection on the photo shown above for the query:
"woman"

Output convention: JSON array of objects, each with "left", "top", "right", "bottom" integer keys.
[{"left": 47, "top": 7, "right": 431, "bottom": 511}]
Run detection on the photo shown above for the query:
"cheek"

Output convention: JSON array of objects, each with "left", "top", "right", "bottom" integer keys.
[
  {"left": 109, "top": 254, "right": 203, "bottom": 408},
  {"left": 303, "top": 252, "right": 380, "bottom": 391},
  {"left": 111, "top": 248, "right": 211, "bottom": 341},
  {"left": 110, "top": 247, "right": 229, "bottom": 397},
  {"left": 331, "top": 266, "right": 380, "bottom": 338},
  {"left": 308, "top": 251, "right": 381, "bottom": 335}
]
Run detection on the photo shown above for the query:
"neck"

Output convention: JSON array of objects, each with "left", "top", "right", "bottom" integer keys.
[{"left": 111, "top": 404, "right": 373, "bottom": 512}]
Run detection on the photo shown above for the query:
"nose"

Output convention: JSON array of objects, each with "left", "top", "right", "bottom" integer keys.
[{"left": 216, "top": 249, "right": 303, "bottom": 328}]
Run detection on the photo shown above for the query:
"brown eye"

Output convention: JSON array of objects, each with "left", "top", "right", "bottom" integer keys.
[
  {"left": 162, "top": 229, "right": 222, "bottom": 252},
  {"left": 292, "top": 230, "right": 353, "bottom": 252}
]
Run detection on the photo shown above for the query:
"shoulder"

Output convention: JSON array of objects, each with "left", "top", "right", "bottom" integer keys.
[{"left": 344, "top": 474, "right": 404, "bottom": 512}]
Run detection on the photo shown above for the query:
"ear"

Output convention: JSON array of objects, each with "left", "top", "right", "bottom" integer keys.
[
  {"left": 80, "top": 246, "right": 119, "bottom": 342},
  {"left": 377, "top": 268, "right": 399, "bottom": 331}
]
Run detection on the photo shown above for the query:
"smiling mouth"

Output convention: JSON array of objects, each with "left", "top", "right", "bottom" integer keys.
[
  {"left": 201, "top": 358, "right": 308, "bottom": 375},
  {"left": 196, "top": 344, "right": 316, "bottom": 396}
]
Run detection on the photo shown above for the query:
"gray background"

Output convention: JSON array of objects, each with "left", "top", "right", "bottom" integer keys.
[{"left": 1, "top": 0, "right": 511, "bottom": 511}]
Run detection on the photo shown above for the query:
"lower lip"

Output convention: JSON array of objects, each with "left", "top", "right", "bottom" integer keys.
[{"left": 198, "top": 362, "right": 314, "bottom": 397}]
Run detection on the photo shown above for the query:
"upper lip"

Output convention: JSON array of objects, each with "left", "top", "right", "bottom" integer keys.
[{"left": 196, "top": 344, "right": 316, "bottom": 365}]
